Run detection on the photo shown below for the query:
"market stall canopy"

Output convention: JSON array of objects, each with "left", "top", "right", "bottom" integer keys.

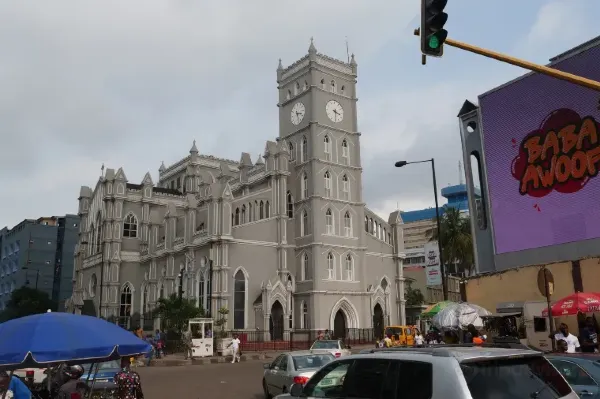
[
  {"left": 421, "top": 301, "right": 456, "bottom": 318},
  {"left": 542, "top": 292, "right": 600, "bottom": 317},
  {"left": 0, "top": 312, "right": 152, "bottom": 370},
  {"left": 432, "top": 302, "right": 492, "bottom": 330}
]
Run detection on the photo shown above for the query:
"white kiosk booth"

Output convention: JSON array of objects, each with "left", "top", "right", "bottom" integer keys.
[{"left": 188, "top": 318, "right": 214, "bottom": 358}]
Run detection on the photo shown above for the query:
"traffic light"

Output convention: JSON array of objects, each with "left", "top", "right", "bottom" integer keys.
[{"left": 421, "top": 0, "right": 448, "bottom": 57}]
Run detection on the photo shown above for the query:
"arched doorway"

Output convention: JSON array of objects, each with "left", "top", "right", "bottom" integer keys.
[
  {"left": 333, "top": 310, "right": 347, "bottom": 339},
  {"left": 269, "top": 301, "right": 284, "bottom": 341},
  {"left": 373, "top": 303, "right": 384, "bottom": 340}
]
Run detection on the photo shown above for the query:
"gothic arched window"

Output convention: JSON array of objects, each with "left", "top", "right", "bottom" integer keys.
[
  {"left": 325, "top": 209, "right": 334, "bottom": 235},
  {"left": 324, "top": 172, "right": 332, "bottom": 197},
  {"left": 287, "top": 191, "right": 294, "bottom": 218},
  {"left": 301, "top": 136, "right": 308, "bottom": 162},
  {"left": 302, "top": 253, "right": 309, "bottom": 280},
  {"left": 233, "top": 270, "right": 246, "bottom": 329},
  {"left": 241, "top": 205, "right": 246, "bottom": 224},
  {"left": 265, "top": 201, "right": 271, "bottom": 218},
  {"left": 259, "top": 201, "right": 265, "bottom": 219},
  {"left": 324, "top": 136, "right": 331, "bottom": 161},
  {"left": 123, "top": 213, "right": 138, "bottom": 238},
  {"left": 327, "top": 253, "right": 335, "bottom": 279},
  {"left": 344, "top": 212, "right": 352, "bottom": 237},
  {"left": 341, "top": 175, "right": 349, "bottom": 200},
  {"left": 119, "top": 284, "right": 133, "bottom": 329},
  {"left": 234, "top": 208, "right": 240, "bottom": 226},
  {"left": 301, "top": 210, "right": 308, "bottom": 236}
]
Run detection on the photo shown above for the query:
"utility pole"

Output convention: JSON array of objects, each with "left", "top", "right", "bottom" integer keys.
[{"left": 414, "top": 28, "right": 600, "bottom": 91}]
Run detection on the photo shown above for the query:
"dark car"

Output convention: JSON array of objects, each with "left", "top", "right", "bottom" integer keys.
[{"left": 548, "top": 354, "right": 600, "bottom": 397}]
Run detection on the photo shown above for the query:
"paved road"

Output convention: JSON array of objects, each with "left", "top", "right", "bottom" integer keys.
[{"left": 138, "top": 358, "right": 268, "bottom": 399}]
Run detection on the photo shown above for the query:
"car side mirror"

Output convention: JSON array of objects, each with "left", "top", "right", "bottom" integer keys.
[
  {"left": 290, "top": 383, "right": 304, "bottom": 397},
  {"left": 263, "top": 363, "right": 271, "bottom": 369}
]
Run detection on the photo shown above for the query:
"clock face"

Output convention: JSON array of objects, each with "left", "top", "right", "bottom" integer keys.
[
  {"left": 326, "top": 100, "right": 344, "bottom": 123},
  {"left": 290, "top": 102, "right": 306, "bottom": 125}
]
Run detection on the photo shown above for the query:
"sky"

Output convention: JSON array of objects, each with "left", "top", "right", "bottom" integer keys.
[{"left": 0, "top": 0, "right": 599, "bottom": 227}]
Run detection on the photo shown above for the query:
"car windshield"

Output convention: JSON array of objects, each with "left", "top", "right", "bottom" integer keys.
[
  {"left": 385, "top": 327, "right": 403, "bottom": 336},
  {"left": 292, "top": 354, "right": 335, "bottom": 370},
  {"left": 460, "top": 356, "right": 572, "bottom": 399},
  {"left": 311, "top": 341, "right": 339, "bottom": 349},
  {"left": 81, "top": 360, "right": 121, "bottom": 373}
]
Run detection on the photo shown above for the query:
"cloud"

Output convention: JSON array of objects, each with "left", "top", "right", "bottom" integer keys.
[
  {"left": 516, "top": 0, "right": 593, "bottom": 58},
  {"left": 0, "top": 0, "right": 596, "bottom": 229}
]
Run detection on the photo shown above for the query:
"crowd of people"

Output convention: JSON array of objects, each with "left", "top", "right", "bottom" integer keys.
[{"left": 552, "top": 317, "right": 598, "bottom": 354}]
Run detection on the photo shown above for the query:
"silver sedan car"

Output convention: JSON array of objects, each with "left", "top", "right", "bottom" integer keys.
[
  {"left": 309, "top": 340, "right": 352, "bottom": 358},
  {"left": 262, "top": 351, "right": 335, "bottom": 398}
]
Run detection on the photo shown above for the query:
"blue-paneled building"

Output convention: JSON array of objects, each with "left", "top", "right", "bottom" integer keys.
[
  {"left": 0, "top": 215, "right": 80, "bottom": 311},
  {"left": 401, "top": 184, "right": 477, "bottom": 269}
]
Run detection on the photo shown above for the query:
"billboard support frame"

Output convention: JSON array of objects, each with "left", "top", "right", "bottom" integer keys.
[{"left": 413, "top": 28, "right": 600, "bottom": 91}]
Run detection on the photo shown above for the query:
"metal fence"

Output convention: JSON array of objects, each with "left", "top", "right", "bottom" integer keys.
[{"left": 110, "top": 315, "right": 375, "bottom": 354}]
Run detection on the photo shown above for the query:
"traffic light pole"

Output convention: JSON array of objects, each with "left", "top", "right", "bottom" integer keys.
[{"left": 414, "top": 28, "right": 600, "bottom": 91}]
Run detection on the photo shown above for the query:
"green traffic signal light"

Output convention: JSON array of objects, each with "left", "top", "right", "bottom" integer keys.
[
  {"left": 421, "top": 0, "right": 449, "bottom": 57},
  {"left": 428, "top": 36, "right": 439, "bottom": 49}
]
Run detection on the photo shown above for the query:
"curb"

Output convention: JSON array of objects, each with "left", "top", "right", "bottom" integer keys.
[{"left": 149, "top": 353, "right": 271, "bottom": 367}]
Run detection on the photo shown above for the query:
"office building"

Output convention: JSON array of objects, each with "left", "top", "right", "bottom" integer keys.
[{"left": 0, "top": 215, "right": 80, "bottom": 311}]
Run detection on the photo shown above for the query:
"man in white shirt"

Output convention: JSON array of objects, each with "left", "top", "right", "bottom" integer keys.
[
  {"left": 229, "top": 334, "right": 241, "bottom": 363},
  {"left": 554, "top": 323, "right": 580, "bottom": 353},
  {"left": 414, "top": 331, "right": 425, "bottom": 347}
]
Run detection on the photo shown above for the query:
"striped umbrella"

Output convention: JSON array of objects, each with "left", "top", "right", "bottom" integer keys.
[{"left": 421, "top": 301, "right": 456, "bottom": 318}]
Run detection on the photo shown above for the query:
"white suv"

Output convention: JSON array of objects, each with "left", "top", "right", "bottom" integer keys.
[{"left": 278, "top": 344, "right": 578, "bottom": 399}]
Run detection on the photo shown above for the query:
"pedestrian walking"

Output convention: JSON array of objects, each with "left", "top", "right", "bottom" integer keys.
[
  {"left": 183, "top": 330, "right": 193, "bottom": 360},
  {"left": 228, "top": 333, "right": 241, "bottom": 363},
  {"left": 114, "top": 357, "right": 145, "bottom": 399}
]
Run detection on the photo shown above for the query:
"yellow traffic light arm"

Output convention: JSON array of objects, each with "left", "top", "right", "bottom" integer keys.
[{"left": 414, "top": 28, "right": 600, "bottom": 92}]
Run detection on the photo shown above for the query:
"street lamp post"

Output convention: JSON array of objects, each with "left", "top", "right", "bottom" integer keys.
[{"left": 395, "top": 158, "right": 448, "bottom": 300}]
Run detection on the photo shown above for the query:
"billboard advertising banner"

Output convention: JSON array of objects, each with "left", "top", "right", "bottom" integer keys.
[
  {"left": 480, "top": 44, "right": 600, "bottom": 254},
  {"left": 425, "top": 241, "right": 442, "bottom": 286}
]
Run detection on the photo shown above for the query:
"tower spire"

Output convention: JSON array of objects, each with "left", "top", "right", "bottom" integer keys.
[{"left": 308, "top": 37, "right": 317, "bottom": 54}]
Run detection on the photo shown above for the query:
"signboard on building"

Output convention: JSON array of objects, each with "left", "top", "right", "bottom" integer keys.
[
  {"left": 479, "top": 44, "right": 600, "bottom": 254},
  {"left": 424, "top": 241, "right": 442, "bottom": 286}
]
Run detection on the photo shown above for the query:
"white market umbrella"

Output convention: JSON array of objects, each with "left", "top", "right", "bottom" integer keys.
[{"left": 432, "top": 302, "right": 491, "bottom": 330}]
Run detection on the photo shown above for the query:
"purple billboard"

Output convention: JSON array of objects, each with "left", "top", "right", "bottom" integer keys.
[{"left": 480, "top": 44, "right": 600, "bottom": 254}]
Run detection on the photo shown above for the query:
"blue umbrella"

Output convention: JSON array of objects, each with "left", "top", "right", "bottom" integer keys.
[{"left": 0, "top": 312, "right": 152, "bottom": 369}]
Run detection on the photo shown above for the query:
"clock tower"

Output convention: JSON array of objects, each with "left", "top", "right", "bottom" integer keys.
[{"left": 277, "top": 39, "right": 367, "bottom": 330}]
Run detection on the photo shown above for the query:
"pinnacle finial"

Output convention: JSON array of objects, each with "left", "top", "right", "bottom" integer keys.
[
  {"left": 159, "top": 161, "right": 166, "bottom": 172},
  {"left": 308, "top": 37, "right": 317, "bottom": 53},
  {"left": 190, "top": 140, "right": 198, "bottom": 154},
  {"left": 350, "top": 53, "right": 357, "bottom": 66},
  {"left": 277, "top": 58, "right": 283, "bottom": 71}
]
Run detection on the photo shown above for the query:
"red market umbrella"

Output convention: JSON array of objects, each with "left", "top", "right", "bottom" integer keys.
[{"left": 542, "top": 292, "right": 600, "bottom": 317}]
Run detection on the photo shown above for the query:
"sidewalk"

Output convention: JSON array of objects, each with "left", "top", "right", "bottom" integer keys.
[{"left": 147, "top": 343, "right": 375, "bottom": 367}]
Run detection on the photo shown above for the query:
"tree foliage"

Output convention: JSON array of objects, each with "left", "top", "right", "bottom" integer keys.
[
  {"left": 0, "top": 287, "right": 56, "bottom": 322},
  {"left": 154, "top": 293, "right": 204, "bottom": 335},
  {"left": 426, "top": 207, "right": 474, "bottom": 275},
  {"left": 405, "top": 279, "right": 425, "bottom": 307}
]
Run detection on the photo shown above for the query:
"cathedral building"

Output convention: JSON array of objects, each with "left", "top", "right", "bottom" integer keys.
[{"left": 67, "top": 40, "right": 407, "bottom": 337}]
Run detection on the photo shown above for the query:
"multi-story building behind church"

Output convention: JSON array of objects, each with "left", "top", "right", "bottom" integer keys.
[{"left": 67, "top": 40, "right": 407, "bottom": 338}]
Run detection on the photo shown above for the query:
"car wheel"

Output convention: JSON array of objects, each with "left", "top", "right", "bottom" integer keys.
[{"left": 263, "top": 379, "right": 272, "bottom": 399}]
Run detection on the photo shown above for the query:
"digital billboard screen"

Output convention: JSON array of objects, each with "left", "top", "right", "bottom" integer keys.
[{"left": 479, "top": 44, "right": 600, "bottom": 254}]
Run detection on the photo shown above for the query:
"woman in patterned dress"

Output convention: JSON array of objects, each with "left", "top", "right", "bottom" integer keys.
[{"left": 114, "top": 357, "right": 144, "bottom": 399}]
